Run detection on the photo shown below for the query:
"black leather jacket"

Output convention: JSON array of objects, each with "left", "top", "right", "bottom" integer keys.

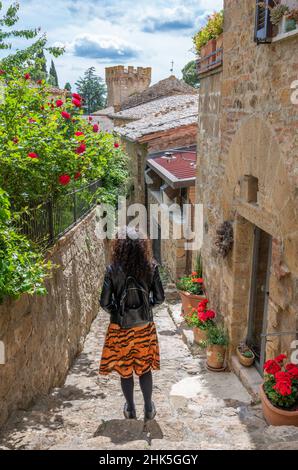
[{"left": 100, "top": 264, "right": 165, "bottom": 325}]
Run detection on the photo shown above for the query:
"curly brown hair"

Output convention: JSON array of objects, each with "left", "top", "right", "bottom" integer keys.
[{"left": 111, "top": 228, "right": 154, "bottom": 283}]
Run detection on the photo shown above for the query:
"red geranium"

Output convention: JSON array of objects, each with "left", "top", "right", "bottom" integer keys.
[
  {"left": 75, "top": 143, "right": 86, "bottom": 155},
  {"left": 28, "top": 152, "right": 39, "bottom": 159},
  {"left": 114, "top": 142, "right": 120, "bottom": 148},
  {"left": 285, "top": 363, "right": 298, "bottom": 380},
  {"left": 36, "top": 79, "right": 43, "bottom": 85},
  {"left": 263, "top": 359, "right": 281, "bottom": 375},
  {"left": 191, "top": 271, "right": 198, "bottom": 276},
  {"left": 205, "top": 310, "right": 216, "bottom": 319},
  {"left": 275, "top": 354, "right": 287, "bottom": 363},
  {"left": 72, "top": 98, "right": 82, "bottom": 108},
  {"left": 61, "top": 111, "right": 71, "bottom": 120},
  {"left": 273, "top": 379, "right": 292, "bottom": 397},
  {"left": 59, "top": 174, "right": 71, "bottom": 186},
  {"left": 24, "top": 73, "right": 30, "bottom": 80},
  {"left": 93, "top": 124, "right": 99, "bottom": 133},
  {"left": 56, "top": 99, "right": 64, "bottom": 107},
  {"left": 192, "top": 277, "right": 204, "bottom": 284},
  {"left": 74, "top": 172, "right": 81, "bottom": 180}
]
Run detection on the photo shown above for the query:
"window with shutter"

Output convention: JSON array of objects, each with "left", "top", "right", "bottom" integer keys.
[{"left": 254, "top": 0, "right": 274, "bottom": 43}]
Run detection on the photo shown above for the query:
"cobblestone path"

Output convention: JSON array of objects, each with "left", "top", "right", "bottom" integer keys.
[{"left": 1, "top": 304, "right": 298, "bottom": 450}]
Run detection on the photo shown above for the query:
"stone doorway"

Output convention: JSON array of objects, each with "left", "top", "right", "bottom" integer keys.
[{"left": 247, "top": 227, "right": 272, "bottom": 374}]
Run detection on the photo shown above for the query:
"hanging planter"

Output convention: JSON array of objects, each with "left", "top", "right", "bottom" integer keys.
[{"left": 215, "top": 221, "right": 234, "bottom": 258}]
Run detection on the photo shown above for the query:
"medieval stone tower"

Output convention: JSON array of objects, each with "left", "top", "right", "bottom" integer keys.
[{"left": 105, "top": 66, "right": 152, "bottom": 111}]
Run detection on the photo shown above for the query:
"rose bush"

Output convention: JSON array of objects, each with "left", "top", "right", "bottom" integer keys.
[
  {"left": 263, "top": 355, "right": 298, "bottom": 409},
  {"left": 0, "top": 67, "right": 129, "bottom": 209}
]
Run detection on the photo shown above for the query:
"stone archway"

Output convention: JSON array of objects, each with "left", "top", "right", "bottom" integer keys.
[{"left": 222, "top": 116, "right": 298, "bottom": 359}]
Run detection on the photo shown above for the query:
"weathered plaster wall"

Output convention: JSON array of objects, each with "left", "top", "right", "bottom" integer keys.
[{"left": 0, "top": 209, "right": 107, "bottom": 427}]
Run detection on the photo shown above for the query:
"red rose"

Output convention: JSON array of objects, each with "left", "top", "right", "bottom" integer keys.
[
  {"left": 75, "top": 143, "right": 86, "bottom": 154},
  {"left": 59, "top": 174, "right": 71, "bottom": 186},
  {"left": 61, "top": 111, "right": 71, "bottom": 120},
  {"left": 114, "top": 142, "right": 120, "bottom": 148},
  {"left": 264, "top": 359, "right": 281, "bottom": 375},
  {"left": 285, "top": 364, "right": 298, "bottom": 380},
  {"left": 72, "top": 93, "right": 82, "bottom": 100},
  {"left": 72, "top": 98, "right": 82, "bottom": 108},
  {"left": 93, "top": 124, "right": 99, "bottom": 133},
  {"left": 24, "top": 73, "right": 31, "bottom": 80},
  {"left": 56, "top": 99, "right": 64, "bottom": 107},
  {"left": 75, "top": 131, "right": 84, "bottom": 137},
  {"left": 74, "top": 172, "right": 81, "bottom": 180},
  {"left": 275, "top": 354, "right": 287, "bottom": 363},
  {"left": 28, "top": 152, "right": 39, "bottom": 159}
]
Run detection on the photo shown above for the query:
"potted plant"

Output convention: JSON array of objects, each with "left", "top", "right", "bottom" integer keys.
[
  {"left": 259, "top": 1, "right": 289, "bottom": 34},
  {"left": 260, "top": 355, "right": 298, "bottom": 426},
  {"left": 193, "top": 11, "right": 224, "bottom": 70},
  {"left": 286, "top": 8, "right": 298, "bottom": 31},
  {"left": 206, "top": 324, "right": 229, "bottom": 371},
  {"left": 237, "top": 342, "right": 255, "bottom": 367},
  {"left": 181, "top": 299, "right": 216, "bottom": 346},
  {"left": 176, "top": 254, "right": 206, "bottom": 313}
]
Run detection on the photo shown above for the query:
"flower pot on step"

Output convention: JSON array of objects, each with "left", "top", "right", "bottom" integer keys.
[
  {"left": 179, "top": 290, "right": 206, "bottom": 314},
  {"left": 193, "top": 327, "right": 207, "bottom": 346},
  {"left": 206, "top": 344, "right": 226, "bottom": 370},
  {"left": 237, "top": 347, "right": 255, "bottom": 367},
  {"left": 260, "top": 385, "right": 298, "bottom": 427}
]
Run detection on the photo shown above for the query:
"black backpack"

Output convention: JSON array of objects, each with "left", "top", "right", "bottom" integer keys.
[{"left": 119, "top": 276, "right": 153, "bottom": 329}]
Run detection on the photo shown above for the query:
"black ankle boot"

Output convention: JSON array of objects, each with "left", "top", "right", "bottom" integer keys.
[
  {"left": 123, "top": 403, "right": 137, "bottom": 420},
  {"left": 144, "top": 401, "right": 156, "bottom": 421}
]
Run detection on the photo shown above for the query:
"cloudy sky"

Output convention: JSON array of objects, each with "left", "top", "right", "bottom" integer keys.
[{"left": 1, "top": 0, "right": 223, "bottom": 89}]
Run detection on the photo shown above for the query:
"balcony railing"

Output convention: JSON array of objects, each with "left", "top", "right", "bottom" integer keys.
[
  {"left": 196, "top": 47, "right": 223, "bottom": 76},
  {"left": 14, "top": 179, "right": 101, "bottom": 248}
]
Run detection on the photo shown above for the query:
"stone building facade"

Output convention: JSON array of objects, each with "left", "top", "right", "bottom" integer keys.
[
  {"left": 196, "top": 0, "right": 298, "bottom": 372},
  {"left": 0, "top": 209, "right": 107, "bottom": 427}
]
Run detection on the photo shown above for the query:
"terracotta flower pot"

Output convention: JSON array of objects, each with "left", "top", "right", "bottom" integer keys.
[
  {"left": 206, "top": 345, "right": 226, "bottom": 370},
  {"left": 237, "top": 347, "right": 255, "bottom": 367},
  {"left": 260, "top": 385, "right": 298, "bottom": 427},
  {"left": 179, "top": 290, "right": 206, "bottom": 315},
  {"left": 193, "top": 327, "right": 207, "bottom": 346}
]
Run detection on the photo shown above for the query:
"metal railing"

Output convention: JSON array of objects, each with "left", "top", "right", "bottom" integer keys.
[{"left": 15, "top": 179, "right": 101, "bottom": 247}]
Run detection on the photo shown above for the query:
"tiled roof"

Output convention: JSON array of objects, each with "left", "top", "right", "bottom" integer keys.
[
  {"left": 147, "top": 148, "right": 197, "bottom": 188},
  {"left": 109, "top": 94, "right": 197, "bottom": 121},
  {"left": 114, "top": 100, "right": 198, "bottom": 141}
]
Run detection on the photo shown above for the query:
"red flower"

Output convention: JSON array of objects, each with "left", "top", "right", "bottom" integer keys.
[
  {"left": 274, "top": 379, "right": 292, "bottom": 397},
  {"left": 72, "top": 93, "right": 82, "bottom": 101},
  {"left": 72, "top": 98, "right": 82, "bottom": 108},
  {"left": 264, "top": 359, "right": 281, "bottom": 375},
  {"left": 93, "top": 124, "right": 99, "bottom": 133},
  {"left": 59, "top": 174, "right": 71, "bottom": 186},
  {"left": 0, "top": 70, "right": 5, "bottom": 75},
  {"left": 24, "top": 73, "right": 31, "bottom": 80},
  {"left": 191, "top": 272, "right": 198, "bottom": 276},
  {"left": 88, "top": 116, "right": 93, "bottom": 121},
  {"left": 205, "top": 310, "right": 216, "bottom": 320},
  {"left": 74, "top": 172, "right": 81, "bottom": 180},
  {"left": 198, "top": 310, "right": 209, "bottom": 322},
  {"left": 275, "top": 354, "right": 287, "bottom": 363},
  {"left": 56, "top": 99, "right": 64, "bottom": 107},
  {"left": 75, "top": 143, "right": 86, "bottom": 154},
  {"left": 114, "top": 142, "right": 120, "bottom": 148},
  {"left": 192, "top": 277, "right": 204, "bottom": 284},
  {"left": 36, "top": 79, "right": 43, "bottom": 85},
  {"left": 285, "top": 364, "right": 298, "bottom": 380},
  {"left": 75, "top": 131, "right": 84, "bottom": 137},
  {"left": 12, "top": 137, "right": 19, "bottom": 144},
  {"left": 61, "top": 111, "right": 71, "bottom": 120},
  {"left": 29, "top": 118, "right": 36, "bottom": 123},
  {"left": 28, "top": 152, "right": 39, "bottom": 159}
]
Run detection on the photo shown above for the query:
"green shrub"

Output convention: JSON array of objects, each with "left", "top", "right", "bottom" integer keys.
[
  {"left": 0, "top": 189, "right": 50, "bottom": 303},
  {"left": 193, "top": 11, "right": 224, "bottom": 54}
]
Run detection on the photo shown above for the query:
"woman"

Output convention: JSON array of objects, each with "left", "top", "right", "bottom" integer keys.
[{"left": 99, "top": 228, "right": 165, "bottom": 421}]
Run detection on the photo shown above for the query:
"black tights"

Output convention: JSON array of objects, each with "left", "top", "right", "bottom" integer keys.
[{"left": 120, "top": 371, "right": 153, "bottom": 412}]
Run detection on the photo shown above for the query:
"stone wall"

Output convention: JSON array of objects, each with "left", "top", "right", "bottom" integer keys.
[
  {"left": 196, "top": 0, "right": 298, "bottom": 360},
  {"left": 0, "top": 209, "right": 107, "bottom": 427}
]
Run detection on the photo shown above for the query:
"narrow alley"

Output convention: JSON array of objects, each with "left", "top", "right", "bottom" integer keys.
[{"left": 1, "top": 304, "right": 298, "bottom": 451}]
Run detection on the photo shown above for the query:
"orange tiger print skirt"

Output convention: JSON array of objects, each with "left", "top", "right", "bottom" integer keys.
[{"left": 99, "top": 322, "right": 160, "bottom": 378}]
